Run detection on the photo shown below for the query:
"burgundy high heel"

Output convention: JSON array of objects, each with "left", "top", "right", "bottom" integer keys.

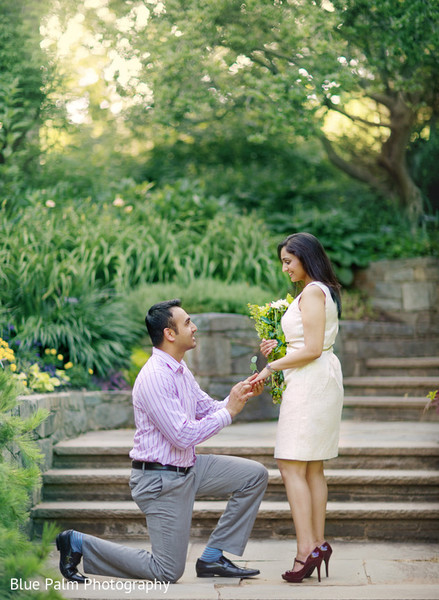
[
  {"left": 305, "top": 541, "right": 332, "bottom": 578},
  {"left": 282, "top": 547, "right": 322, "bottom": 583},
  {"left": 319, "top": 541, "right": 332, "bottom": 577}
]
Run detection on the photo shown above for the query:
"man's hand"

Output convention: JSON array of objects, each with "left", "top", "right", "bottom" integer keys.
[{"left": 226, "top": 380, "right": 254, "bottom": 418}]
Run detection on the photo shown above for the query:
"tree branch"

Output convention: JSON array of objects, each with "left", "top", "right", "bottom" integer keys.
[
  {"left": 325, "top": 98, "right": 391, "bottom": 129},
  {"left": 250, "top": 53, "right": 279, "bottom": 74},
  {"left": 319, "top": 134, "right": 391, "bottom": 197},
  {"left": 256, "top": 47, "right": 297, "bottom": 65}
]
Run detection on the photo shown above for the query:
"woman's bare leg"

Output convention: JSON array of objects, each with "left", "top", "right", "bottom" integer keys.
[
  {"left": 277, "top": 459, "right": 318, "bottom": 570},
  {"left": 306, "top": 460, "right": 327, "bottom": 546}
]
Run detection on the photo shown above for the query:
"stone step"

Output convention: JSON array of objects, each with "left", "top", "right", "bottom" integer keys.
[
  {"left": 52, "top": 441, "right": 439, "bottom": 471},
  {"left": 343, "top": 376, "right": 439, "bottom": 397},
  {"left": 365, "top": 356, "right": 439, "bottom": 376},
  {"left": 342, "top": 396, "right": 439, "bottom": 421},
  {"left": 31, "top": 499, "right": 439, "bottom": 542},
  {"left": 52, "top": 422, "right": 439, "bottom": 470},
  {"left": 42, "top": 468, "right": 439, "bottom": 503}
]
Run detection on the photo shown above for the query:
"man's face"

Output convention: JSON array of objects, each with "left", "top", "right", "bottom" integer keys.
[{"left": 168, "top": 307, "right": 198, "bottom": 352}]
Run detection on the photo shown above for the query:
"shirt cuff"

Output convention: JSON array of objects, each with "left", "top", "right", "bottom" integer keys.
[{"left": 215, "top": 406, "right": 232, "bottom": 428}]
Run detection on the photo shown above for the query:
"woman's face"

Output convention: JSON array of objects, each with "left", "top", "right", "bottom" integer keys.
[{"left": 280, "top": 247, "right": 310, "bottom": 284}]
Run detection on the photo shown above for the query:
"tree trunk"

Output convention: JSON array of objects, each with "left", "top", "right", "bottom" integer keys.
[
  {"left": 378, "top": 93, "right": 424, "bottom": 223},
  {"left": 321, "top": 92, "right": 424, "bottom": 225}
]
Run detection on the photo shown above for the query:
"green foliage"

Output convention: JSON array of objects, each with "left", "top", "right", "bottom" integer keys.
[
  {"left": 424, "top": 390, "right": 439, "bottom": 415},
  {"left": 248, "top": 296, "right": 294, "bottom": 404},
  {"left": 0, "top": 182, "right": 285, "bottom": 378},
  {"left": 125, "top": 279, "right": 278, "bottom": 328},
  {"left": 0, "top": 0, "right": 50, "bottom": 197},
  {"left": 104, "top": 0, "right": 438, "bottom": 215},
  {"left": 340, "top": 289, "right": 380, "bottom": 321},
  {"left": 0, "top": 368, "right": 62, "bottom": 599},
  {"left": 267, "top": 197, "right": 438, "bottom": 286}
]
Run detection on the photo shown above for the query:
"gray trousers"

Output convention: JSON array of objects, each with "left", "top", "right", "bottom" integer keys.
[{"left": 82, "top": 454, "right": 268, "bottom": 583}]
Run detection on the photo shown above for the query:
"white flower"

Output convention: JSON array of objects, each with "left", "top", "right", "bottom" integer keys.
[{"left": 270, "top": 299, "right": 289, "bottom": 310}]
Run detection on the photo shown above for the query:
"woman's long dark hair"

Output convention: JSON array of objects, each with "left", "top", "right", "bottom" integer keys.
[{"left": 278, "top": 232, "right": 342, "bottom": 317}]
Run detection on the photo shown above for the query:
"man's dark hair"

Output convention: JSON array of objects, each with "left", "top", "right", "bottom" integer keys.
[{"left": 145, "top": 299, "right": 181, "bottom": 347}]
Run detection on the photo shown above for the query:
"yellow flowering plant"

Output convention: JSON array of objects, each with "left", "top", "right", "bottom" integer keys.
[
  {"left": 0, "top": 338, "right": 16, "bottom": 369},
  {"left": 248, "top": 294, "right": 294, "bottom": 404}
]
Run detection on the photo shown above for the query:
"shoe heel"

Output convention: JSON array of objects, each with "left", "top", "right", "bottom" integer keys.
[
  {"left": 316, "top": 560, "right": 321, "bottom": 583},
  {"left": 319, "top": 541, "right": 332, "bottom": 578}
]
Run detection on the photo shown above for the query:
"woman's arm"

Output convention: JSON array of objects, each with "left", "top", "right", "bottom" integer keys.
[{"left": 253, "top": 285, "right": 326, "bottom": 383}]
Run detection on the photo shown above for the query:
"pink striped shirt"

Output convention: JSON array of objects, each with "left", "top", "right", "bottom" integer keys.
[{"left": 129, "top": 347, "right": 232, "bottom": 466}]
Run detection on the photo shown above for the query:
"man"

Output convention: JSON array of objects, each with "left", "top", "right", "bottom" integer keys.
[{"left": 56, "top": 299, "right": 268, "bottom": 584}]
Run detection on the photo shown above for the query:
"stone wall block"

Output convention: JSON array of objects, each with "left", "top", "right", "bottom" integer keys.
[
  {"left": 84, "top": 392, "right": 102, "bottom": 407},
  {"left": 62, "top": 409, "right": 87, "bottom": 438},
  {"left": 371, "top": 297, "right": 403, "bottom": 311},
  {"left": 91, "top": 404, "right": 133, "bottom": 430},
  {"left": 354, "top": 257, "right": 439, "bottom": 324},
  {"left": 374, "top": 281, "right": 402, "bottom": 300},
  {"left": 35, "top": 410, "right": 57, "bottom": 439},
  {"left": 230, "top": 343, "right": 257, "bottom": 375},
  {"left": 35, "top": 438, "right": 53, "bottom": 471},
  {"left": 385, "top": 266, "right": 414, "bottom": 283},
  {"left": 402, "top": 282, "right": 434, "bottom": 311},
  {"left": 186, "top": 335, "right": 231, "bottom": 377}
]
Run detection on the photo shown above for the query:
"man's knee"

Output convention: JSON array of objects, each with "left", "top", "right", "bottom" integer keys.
[
  {"left": 153, "top": 555, "right": 186, "bottom": 584},
  {"left": 247, "top": 460, "right": 269, "bottom": 489}
]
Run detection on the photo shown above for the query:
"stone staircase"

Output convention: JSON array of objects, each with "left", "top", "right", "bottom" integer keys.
[
  {"left": 31, "top": 356, "right": 439, "bottom": 543},
  {"left": 343, "top": 356, "right": 439, "bottom": 421}
]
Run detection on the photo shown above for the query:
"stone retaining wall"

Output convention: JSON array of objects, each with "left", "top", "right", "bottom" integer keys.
[
  {"left": 16, "top": 390, "right": 134, "bottom": 472},
  {"left": 354, "top": 257, "right": 439, "bottom": 326}
]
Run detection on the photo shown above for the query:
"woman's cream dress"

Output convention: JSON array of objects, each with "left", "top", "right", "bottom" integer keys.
[{"left": 275, "top": 281, "right": 344, "bottom": 461}]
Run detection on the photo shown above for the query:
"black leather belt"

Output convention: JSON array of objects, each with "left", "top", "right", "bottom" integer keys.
[{"left": 132, "top": 460, "right": 191, "bottom": 475}]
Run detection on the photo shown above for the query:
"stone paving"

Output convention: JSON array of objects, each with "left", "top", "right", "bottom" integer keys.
[
  {"left": 43, "top": 539, "right": 439, "bottom": 600},
  {"left": 37, "top": 420, "right": 439, "bottom": 599}
]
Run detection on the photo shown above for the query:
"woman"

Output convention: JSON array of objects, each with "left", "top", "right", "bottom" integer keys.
[{"left": 253, "top": 232, "right": 343, "bottom": 583}]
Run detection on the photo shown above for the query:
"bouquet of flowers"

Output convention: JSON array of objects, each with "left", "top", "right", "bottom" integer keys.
[{"left": 248, "top": 294, "right": 294, "bottom": 404}]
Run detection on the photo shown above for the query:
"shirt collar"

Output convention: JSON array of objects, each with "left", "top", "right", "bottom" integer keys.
[{"left": 152, "top": 347, "right": 185, "bottom": 374}]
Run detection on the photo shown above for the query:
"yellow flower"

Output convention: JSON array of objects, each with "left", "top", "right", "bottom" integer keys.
[
  {"left": 45, "top": 348, "right": 51, "bottom": 355},
  {"left": 88, "top": 368, "right": 94, "bottom": 375},
  {"left": 50, "top": 349, "right": 57, "bottom": 355},
  {"left": 10, "top": 364, "right": 17, "bottom": 372},
  {"left": 57, "top": 354, "right": 63, "bottom": 361},
  {"left": 64, "top": 362, "right": 73, "bottom": 369}
]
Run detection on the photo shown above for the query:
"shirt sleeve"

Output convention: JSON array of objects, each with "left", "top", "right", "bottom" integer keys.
[{"left": 135, "top": 366, "right": 232, "bottom": 450}]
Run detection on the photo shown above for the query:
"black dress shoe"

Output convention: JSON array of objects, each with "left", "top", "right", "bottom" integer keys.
[
  {"left": 56, "top": 530, "right": 88, "bottom": 583},
  {"left": 196, "top": 555, "right": 260, "bottom": 578}
]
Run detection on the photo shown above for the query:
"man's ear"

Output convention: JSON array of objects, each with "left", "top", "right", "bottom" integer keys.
[{"left": 163, "top": 327, "right": 176, "bottom": 343}]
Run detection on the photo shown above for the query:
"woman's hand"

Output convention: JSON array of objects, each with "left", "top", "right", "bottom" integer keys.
[
  {"left": 247, "top": 373, "right": 265, "bottom": 396},
  {"left": 260, "top": 338, "right": 278, "bottom": 358},
  {"left": 250, "top": 366, "right": 272, "bottom": 386}
]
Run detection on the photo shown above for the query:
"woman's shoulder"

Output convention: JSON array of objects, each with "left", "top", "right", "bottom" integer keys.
[{"left": 303, "top": 281, "right": 329, "bottom": 297}]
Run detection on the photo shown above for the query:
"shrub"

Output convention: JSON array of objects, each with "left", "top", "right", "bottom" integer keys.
[
  {"left": 0, "top": 368, "right": 62, "bottom": 599},
  {"left": 1, "top": 185, "right": 283, "bottom": 379},
  {"left": 125, "top": 279, "right": 278, "bottom": 328}
]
